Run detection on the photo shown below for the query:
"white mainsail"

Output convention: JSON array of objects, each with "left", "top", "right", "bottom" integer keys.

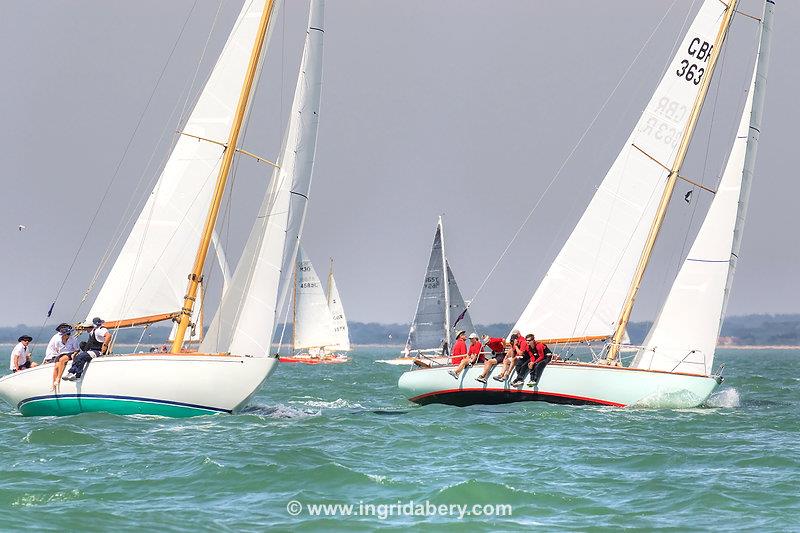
[
  {"left": 293, "top": 246, "right": 335, "bottom": 350},
  {"left": 200, "top": 0, "right": 324, "bottom": 357},
  {"left": 405, "top": 219, "right": 474, "bottom": 352},
  {"left": 326, "top": 269, "right": 351, "bottom": 352},
  {"left": 512, "top": 0, "right": 728, "bottom": 340},
  {"left": 634, "top": 3, "right": 773, "bottom": 375},
  {"left": 86, "top": 0, "right": 280, "bottom": 323}
]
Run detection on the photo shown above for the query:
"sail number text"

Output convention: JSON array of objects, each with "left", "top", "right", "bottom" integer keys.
[
  {"left": 425, "top": 276, "right": 440, "bottom": 289},
  {"left": 676, "top": 38, "right": 713, "bottom": 85}
]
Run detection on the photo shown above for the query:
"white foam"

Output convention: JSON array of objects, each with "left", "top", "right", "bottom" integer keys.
[{"left": 705, "top": 387, "right": 740, "bottom": 408}]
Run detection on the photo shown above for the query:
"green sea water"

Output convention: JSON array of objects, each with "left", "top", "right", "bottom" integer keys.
[{"left": 0, "top": 347, "right": 798, "bottom": 531}]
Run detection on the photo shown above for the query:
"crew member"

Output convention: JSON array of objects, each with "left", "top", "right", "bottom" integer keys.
[
  {"left": 86, "top": 317, "right": 111, "bottom": 356},
  {"left": 449, "top": 330, "right": 468, "bottom": 366},
  {"left": 448, "top": 333, "right": 483, "bottom": 380},
  {"left": 45, "top": 323, "right": 80, "bottom": 389},
  {"left": 475, "top": 335, "right": 507, "bottom": 384},
  {"left": 493, "top": 330, "right": 528, "bottom": 382},
  {"left": 10, "top": 335, "right": 36, "bottom": 372}
]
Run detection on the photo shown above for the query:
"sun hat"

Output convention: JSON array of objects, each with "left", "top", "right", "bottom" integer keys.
[{"left": 18, "top": 335, "right": 32, "bottom": 342}]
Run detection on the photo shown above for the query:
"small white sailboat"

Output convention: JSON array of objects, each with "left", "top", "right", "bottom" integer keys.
[
  {"left": 378, "top": 216, "right": 475, "bottom": 366},
  {"left": 282, "top": 248, "right": 350, "bottom": 364},
  {"left": 400, "top": 0, "right": 773, "bottom": 407},
  {"left": 0, "top": 0, "right": 327, "bottom": 416}
]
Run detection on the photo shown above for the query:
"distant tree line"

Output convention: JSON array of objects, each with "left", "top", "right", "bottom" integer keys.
[{"left": 4, "top": 314, "right": 800, "bottom": 346}]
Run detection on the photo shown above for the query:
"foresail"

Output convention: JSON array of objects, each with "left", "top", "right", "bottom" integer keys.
[
  {"left": 200, "top": 0, "right": 323, "bottom": 356},
  {"left": 86, "top": 0, "right": 279, "bottom": 323},
  {"left": 327, "top": 275, "right": 351, "bottom": 351},
  {"left": 406, "top": 224, "right": 447, "bottom": 352},
  {"left": 293, "top": 247, "right": 336, "bottom": 350},
  {"left": 635, "top": 3, "right": 772, "bottom": 375},
  {"left": 512, "top": 0, "right": 728, "bottom": 340},
  {"left": 447, "top": 262, "right": 475, "bottom": 337}
]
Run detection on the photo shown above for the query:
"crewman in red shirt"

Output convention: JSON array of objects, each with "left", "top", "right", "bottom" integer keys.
[
  {"left": 449, "top": 330, "right": 468, "bottom": 366},
  {"left": 475, "top": 335, "right": 508, "bottom": 384},
  {"left": 448, "top": 333, "right": 483, "bottom": 380},
  {"left": 494, "top": 330, "right": 528, "bottom": 382}
]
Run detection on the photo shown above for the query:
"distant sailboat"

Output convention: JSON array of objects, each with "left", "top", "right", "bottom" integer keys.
[
  {"left": 378, "top": 216, "right": 474, "bottom": 365},
  {"left": 281, "top": 247, "right": 350, "bottom": 364},
  {"left": 0, "top": 0, "right": 327, "bottom": 416},
  {"left": 400, "top": 0, "right": 773, "bottom": 407}
]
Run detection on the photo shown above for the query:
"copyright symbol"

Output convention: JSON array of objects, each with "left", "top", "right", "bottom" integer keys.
[{"left": 286, "top": 500, "right": 303, "bottom": 516}]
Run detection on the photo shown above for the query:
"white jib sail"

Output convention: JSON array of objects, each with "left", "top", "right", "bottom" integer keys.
[
  {"left": 293, "top": 246, "right": 336, "bottom": 350},
  {"left": 326, "top": 273, "right": 351, "bottom": 352},
  {"left": 634, "top": 2, "right": 773, "bottom": 376},
  {"left": 86, "top": 0, "right": 279, "bottom": 323},
  {"left": 200, "top": 0, "right": 324, "bottom": 357},
  {"left": 512, "top": 0, "right": 728, "bottom": 340}
]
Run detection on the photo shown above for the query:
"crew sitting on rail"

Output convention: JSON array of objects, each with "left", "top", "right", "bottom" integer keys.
[
  {"left": 447, "top": 332, "right": 483, "bottom": 380},
  {"left": 63, "top": 342, "right": 91, "bottom": 381},
  {"left": 475, "top": 335, "right": 507, "bottom": 384},
  {"left": 527, "top": 335, "right": 554, "bottom": 387},
  {"left": 45, "top": 323, "right": 80, "bottom": 389},
  {"left": 509, "top": 334, "right": 551, "bottom": 387},
  {"left": 86, "top": 317, "right": 111, "bottom": 357},
  {"left": 9, "top": 335, "right": 36, "bottom": 373},
  {"left": 493, "top": 330, "right": 528, "bottom": 382},
  {"left": 449, "top": 330, "right": 468, "bottom": 365}
]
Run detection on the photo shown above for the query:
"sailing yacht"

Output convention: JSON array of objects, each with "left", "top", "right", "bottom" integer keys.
[
  {"left": 399, "top": 0, "right": 773, "bottom": 407},
  {"left": 0, "top": 0, "right": 327, "bottom": 416},
  {"left": 281, "top": 248, "right": 351, "bottom": 364},
  {"left": 378, "top": 216, "right": 475, "bottom": 366}
]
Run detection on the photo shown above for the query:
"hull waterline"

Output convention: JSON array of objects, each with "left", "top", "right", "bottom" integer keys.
[
  {"left": 0, "top": 354, "right": 278, "bottom": 417},
  {"left": 398, "top": 362, "right": 720, "bottom": 408}
]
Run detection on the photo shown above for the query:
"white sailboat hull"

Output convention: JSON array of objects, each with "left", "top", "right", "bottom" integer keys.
[
  {"left": 376, "top": 356, "right": 451, "bottom": 366},
  {"left": 398, "top": 362, "right": 720, "bottom": 408},
  {"left": 0, "top": 354, "right": 278, "bottom": 417}
]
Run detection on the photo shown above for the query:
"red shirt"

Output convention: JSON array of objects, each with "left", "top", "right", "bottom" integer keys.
[
  {"left": 486, "top": 337, "right": 505, "bottom": 353},
  {"left": 451, "top": 338, "right": 467, "bottom": 365},
  {"left": 531, "top": 342, "right": 551, "bottom": 364},
  {"left": 515, "top": 337, "right": 529, "bottom": 357},
  {"left": 468, "top": 340, "right": 484, "bottom": 362}
]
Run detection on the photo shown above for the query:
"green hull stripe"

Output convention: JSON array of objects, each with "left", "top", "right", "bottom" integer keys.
[{"left": 19, "top": 397, "right": 219, "bottom": 418}]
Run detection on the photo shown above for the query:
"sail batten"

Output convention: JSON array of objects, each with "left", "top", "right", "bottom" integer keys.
[{"left": 512, "top": 0, "right": 729, "bottom": 341}]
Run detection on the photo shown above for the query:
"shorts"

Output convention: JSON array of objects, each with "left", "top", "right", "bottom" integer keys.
[
  {"left": 13, "top": 360, "right": 32, "bottom": 372},
  {"left": 490, "top": 352, "right": 506, "bottom": 364}
]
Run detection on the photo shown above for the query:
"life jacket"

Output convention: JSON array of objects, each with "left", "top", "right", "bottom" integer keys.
[{"left": 86, "top": 327, "right": 104, "bottom": 353}]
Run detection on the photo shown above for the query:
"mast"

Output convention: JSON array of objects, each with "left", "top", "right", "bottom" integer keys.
[
  {"left": 606, "top": 0, "right": 738, "bottom": 362},
  {"left": 172, "top": 0, "right": 277, "bottom": 353},
  {"left": 439, "top": 215, "right": 452, "bottom": 351}
]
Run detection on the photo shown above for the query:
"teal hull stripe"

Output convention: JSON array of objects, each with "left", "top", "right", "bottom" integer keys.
[{"left": 19, "top": 394, "right": 230, "bottom": 414}]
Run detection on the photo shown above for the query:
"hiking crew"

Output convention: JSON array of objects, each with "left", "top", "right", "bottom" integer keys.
[
  {"left": 475, "top": 336, "right": 507, "bottom": 384},
  {"left": 448, "top": 333, "right": 483, "bottom": 380}
]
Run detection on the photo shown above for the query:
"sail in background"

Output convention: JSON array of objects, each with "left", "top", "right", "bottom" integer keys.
[
  {"left": 87, "top": 1, "right": 280, "bottom": 323},
  {"left": 293, "top": 246, "right": 336, "bottom": 351},
  {"left": 635, "top": 3, "right": 773, "bottom": 375},
  {"left": 200, "top": 0, "right": 324, "bottom": 357},
  {"left": 326, "top": 272, "right": 351, "bottom": 352},
  {"left": 513, "top": 0, "right": 728, "bottom": 341}
]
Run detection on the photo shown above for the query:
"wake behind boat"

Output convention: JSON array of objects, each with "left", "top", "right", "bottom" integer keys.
[
  {"left": 399, "top": 0, "right": 773, "bottom": 408},
  {"left": 0, "top": 0, "right": 328, "bottom": 417}
]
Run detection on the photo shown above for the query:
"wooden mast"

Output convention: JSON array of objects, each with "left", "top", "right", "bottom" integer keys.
[
  {"left": 171, "top": 0, "right": 277, "bottom": 353},
  {"left": 606, "top": 0, "right": 738, "bottom": 363}
]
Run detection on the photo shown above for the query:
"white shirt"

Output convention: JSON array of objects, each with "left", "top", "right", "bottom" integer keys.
[
  {"left": 10, "top": 342, "right": 29, "bottom": 370},
  {"left": 94, "top": 327, "right": 109, "bottom": 344},
  {"left": 44, "top": 333, "right": 80, "bottom": 363}
]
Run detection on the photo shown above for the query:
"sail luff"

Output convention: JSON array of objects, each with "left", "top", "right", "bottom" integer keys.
[
  {"left": 606, "top": 0, "right": 738, "bottom": 361},
  {"left": 439, "top": 216, "right": 452, "bottom": 350},
  {"left": 172, "top": 0, "right": 278, "bottom": 351}
]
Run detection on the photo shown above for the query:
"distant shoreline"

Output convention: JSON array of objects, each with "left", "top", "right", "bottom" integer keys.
[{"left": 718, "top": 344, "right": 800, "bottom": 350}]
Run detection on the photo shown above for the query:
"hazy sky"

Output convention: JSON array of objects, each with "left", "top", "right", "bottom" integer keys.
[{"left": 1, "top": 0, "right": 798, "bottom": 329}]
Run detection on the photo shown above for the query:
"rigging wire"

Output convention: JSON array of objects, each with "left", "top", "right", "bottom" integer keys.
[{"left": 463, "top": 0, "right": 686, "bottom": 322}]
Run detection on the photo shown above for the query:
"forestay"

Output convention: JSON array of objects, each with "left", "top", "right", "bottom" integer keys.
[
  {"left": 326, "top": 274, "right": 351, "bottom": 352},
  {"left": 87, "top": 0, "right": 279, "bottom": 324},
  {"left": 635, "top": 2, "right": 773, "bottom": 375},
  {"left": 200, "top": 0, "right": 324, "bottom": 357},
  {"left": 293, "top": 246, "right": 335, "bottom": 350},
  {"left": 513, "top": 0, "right": 728, "bottom": 340}
]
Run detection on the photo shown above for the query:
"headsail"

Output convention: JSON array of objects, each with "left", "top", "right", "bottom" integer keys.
[
  {"left": 200, "top": 0, "right": 324, "bottom": 357},
  {"left": 293, "top": 246, "right": 335, "bottom": 350},
  {"left": 86, "top": 1, "right": 280, "bottom": 324},
  {"left": 326, "top": 270, "right": 351, "bottom": 352},
  {"left": 512, "top": 0, "right": 729, "bottom": 340},
  {"left": 447, "top": 262, "right": 475, "bottom": 337},
  {"left": 634, "top": 2, "right": 773, "bottom": 375}
]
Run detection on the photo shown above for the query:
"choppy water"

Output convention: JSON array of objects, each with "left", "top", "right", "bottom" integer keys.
[{"left": 1, "top": 347, "right": 798, "bottom": 531}]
